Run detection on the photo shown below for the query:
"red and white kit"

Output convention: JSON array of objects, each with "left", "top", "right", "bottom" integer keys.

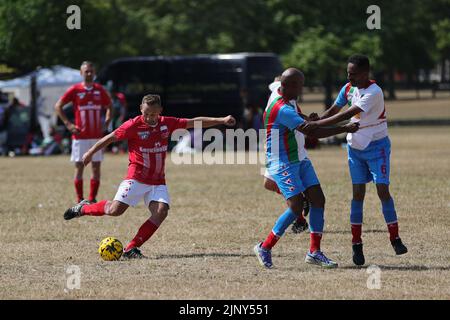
[
  {"left": 61, "top": 83, "right": 112, "bottom": 162},
  {"left": 113, "top": 115, "right": 187, "bottom": 206}
]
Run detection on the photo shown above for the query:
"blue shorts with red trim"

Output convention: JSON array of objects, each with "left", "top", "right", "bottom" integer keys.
[
  {"left": 347, "top": 136, "right": 391, "bottom": 185},
  {"left": 268, "top": 158, "right": 320, "bottom": 200}
]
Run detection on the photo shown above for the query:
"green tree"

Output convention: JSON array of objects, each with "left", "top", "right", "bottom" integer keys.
[
  {"left": 0, "top": 0, "right": 138, "bottom": 71},
  {"left": 283, "top": 26, "right": 343, "bottom": 107},
  {"left": 432, "top": 18, "right": 450, "bottom": 82}
]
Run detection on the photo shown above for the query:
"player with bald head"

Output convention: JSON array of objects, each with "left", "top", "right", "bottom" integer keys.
[{"left": 254, "top": 67, "right": 360, "bottom": 269}]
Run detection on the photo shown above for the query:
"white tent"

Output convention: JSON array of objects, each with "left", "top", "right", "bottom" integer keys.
[{"left": 0, "top": 65, "right": 82, "bottom": 114}]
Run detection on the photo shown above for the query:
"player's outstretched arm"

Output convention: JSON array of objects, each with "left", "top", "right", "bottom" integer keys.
[
  {"left": 312, "top": 106, "right": 363, "bottom": 127},
  {"left": 297, "top": 122, "right": 359, "bottom": 138},
  {"left": 82, "top": 132, "right": 117, "bottom": 166},
  {"left": 318, "top": 104, "right": 341, "bottom": 120},
  {"left": 185, "top": 115, "right": 236, "bottom": 129}
]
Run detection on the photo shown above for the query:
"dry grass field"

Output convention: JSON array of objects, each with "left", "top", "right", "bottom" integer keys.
[
  {"left": 1, "top": 125, "right": 449, "bottom": 300},
  {"left": 301, "top": 91, "right": 450, "bottom": 121}
]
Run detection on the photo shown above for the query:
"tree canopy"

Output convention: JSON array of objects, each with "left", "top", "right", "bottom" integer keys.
[{"left": 0, "top": 0, "right": 447, "bottom": 95}]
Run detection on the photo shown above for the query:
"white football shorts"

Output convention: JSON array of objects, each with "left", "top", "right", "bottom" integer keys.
[
  {"left": 113, "top": 179, "right": 170, "bottom": 207},
  {"left": 71, "top": 139, "right": 103, "bottom": 162}
]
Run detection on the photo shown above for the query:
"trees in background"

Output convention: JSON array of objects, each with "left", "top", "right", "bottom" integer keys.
[{"left": 0, "top": 0, "right": 448, "bottom": 102}]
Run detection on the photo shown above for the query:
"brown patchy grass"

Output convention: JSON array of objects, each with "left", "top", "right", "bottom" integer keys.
[{"left": 0, "top": 126, "right": 449, "bottom": 300}]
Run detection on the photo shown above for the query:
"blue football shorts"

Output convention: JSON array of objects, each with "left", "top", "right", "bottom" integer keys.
[
  {"left": 347, "top": 136, "right": 391, "bottom": 185},
  {"left": 268, "top": 158, "right": 320, "bottom": 200}
]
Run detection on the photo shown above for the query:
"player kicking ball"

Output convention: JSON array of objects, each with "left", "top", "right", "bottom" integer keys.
[{"left": 63, "top": 94, "right": 236, "bottom": 259}]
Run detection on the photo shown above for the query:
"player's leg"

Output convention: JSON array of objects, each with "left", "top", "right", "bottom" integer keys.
[
  {"left": 254, "top": 165, "right": 304, "bottom": 268},
  {"left": 289, "top": 158, "right": 338, "bottom": 268},
  {"left": 351, "top": 183, "right": 366, "bottom": 265},
  {"left": 64, "top": 199, "right": 129, "bottom": 220},
  {"left": 71, "top": 139, "right": 86, "bottom": 202},
  {"left": 74, "top": 162, "right": 84, "bottom": 202},
  {"left": 348, "top": 144, "right": 372, "bottom": 266},
  {"left": 302, "top": 169, "right": 337, "bottom": 269},
  {"left": 367, "top": 137, "right": 407, "bottom": 255},
  {"left": 376, "top": 184, "right": 407, "bottom": 254},
  {"left": 123, "top": 185, "right": 171, "bottom": 258},
  {"left": 255, "top": 193, "right": 304, "bottom": 269},
  {"left": 88, "top": 139, "right": 104, "bottom": 203},
  {"left": 63, "top": 179, "right": 140, "bottom": 220},
  {"left": 123, "top": 201, "right": 169, "bottom": 258},
  {"left": 89, "top": 161, "right": 101, "bottom": 203},
  {"left": 263, "top": 172, "right": 308, "bottom": 233},
  {"left": 290, "top": 194, "right": 309, "bottom": 233}
]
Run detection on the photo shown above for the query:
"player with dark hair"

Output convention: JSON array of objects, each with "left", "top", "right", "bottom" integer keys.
[
  {"left": 55, "top": 61, "right": 112, "bottom": 203},
  {"left": 254, "top": 68, "right": 360, "bottom": 269},
  {"left": 311, "top": 54, "right": 408, "bottom": 266},
  {"left": 63, "top": 94, "right": 236, "bottom": 259}
]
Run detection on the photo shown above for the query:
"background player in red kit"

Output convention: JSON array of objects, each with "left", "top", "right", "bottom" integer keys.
[
  {"left": 63, "top": 94, "right": 236, "bottom": 259},
  {"left": 55, "top": 61, "right": 112, "bottom": 203}
]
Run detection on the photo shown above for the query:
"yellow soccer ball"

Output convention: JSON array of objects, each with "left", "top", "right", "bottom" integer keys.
[{"left": 98, "top": 237, "right": 123, "bottom": 261}]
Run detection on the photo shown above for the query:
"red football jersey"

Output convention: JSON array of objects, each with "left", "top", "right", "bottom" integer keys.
[
  {"left": 114, "top": 115, "right": 188, "bottom": 185},
  {"left": 61, "top": 83, "right": 112, "bottom": 140}
]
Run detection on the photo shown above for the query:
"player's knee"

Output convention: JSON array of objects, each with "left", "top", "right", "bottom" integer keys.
[
  {"left": 352, "top": 185, "right": 366, "bottom": 201},
  {"left": 310, "top": 193, "right": 325, "bottom": 208},
  {"left": 353, "top": 190, "right": 365, "bottom": 201},
  {"left": 155, "top": 207, "right": 169, "bottom": 221},
  {"left": 376, "top": 185, "right": 391, "bottom": 201},
  {"left": 74, "top": 163, "right": 84, "bottom": 176},
  {"left": 75, "top": 162, "right": 84, "bottom": 169},
  {"left": 288, "top": 196, "right": 304, "bottom": 214}
]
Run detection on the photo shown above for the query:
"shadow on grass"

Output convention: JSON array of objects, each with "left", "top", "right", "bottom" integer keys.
[
  {"left": 153, "top": 253, "right": 256, "bottom": 260},
  {"left": 326, "top": 229, "right": 386, "bottom": 234},
  {"left": 340, "top": 265, "right": 450, "bottom": 271}
]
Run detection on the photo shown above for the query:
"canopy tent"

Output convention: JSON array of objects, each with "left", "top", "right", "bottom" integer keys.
[
  {"left": 0, "top": 65, "right": 83, "bottom": 121},
  {"left": 0, "top": 65, "right": 82, "bottom": 89}
]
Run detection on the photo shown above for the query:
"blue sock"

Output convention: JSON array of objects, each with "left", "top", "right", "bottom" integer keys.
[
  {"left": 350, "top": 200, "right": 364, "bottom": 225},
  {"left": 272, "top": 208, "right": 298, "bottom": 237},
  {"left": 309, "top": 207, "right": 324, "bottom": 233},
  {"left": 382, "top": 197, "right": 398, "bottom": 224}
]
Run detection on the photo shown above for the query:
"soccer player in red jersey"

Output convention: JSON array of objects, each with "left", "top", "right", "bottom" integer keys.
[
  {"left": 63, "top": 94, "right": 236, "bottom": 259},
  {"left": 55, "top": 61, "right": 112, "bottom": 203}
]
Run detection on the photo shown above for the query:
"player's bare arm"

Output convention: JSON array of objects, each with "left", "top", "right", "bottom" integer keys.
[
  {"left": 297, "top": 121, "right": 359, "bottom": 138},
  {"left": 82, "top": 132, "right": 117, "bottom": 166},
  {"left": 311, "top": 105, "right": 363, "bottom": 127},
  {"left": 54, "top": 98, "right": 80, "bottom": 134},
  {"left": 104, "top": 103, "right": 113, "bottom": 129},
  {"left": 314, "top": 103, "right": 340, "bottom": 120},
  {"left": 185, "top": 115, "right": 236, "bottom": 129}
]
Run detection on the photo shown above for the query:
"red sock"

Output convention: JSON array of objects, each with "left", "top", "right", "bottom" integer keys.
[
  {"left": 351, "top": 224, "right": 362, "bottom": 244},
  {"left": 125, "top": 220, "right": 159, "bottom": 252},
  {"left": 89, "top": 179, "right": 100, "bottom": 202},
  {"left": 261, "top": 231, "right": 280, "bottom": 250},
  {"left": 74, "top": 179, "right": 83, "bottom": 202},
  {"left": 387, "top": 222, "right": 399, "bottom": 241},
  {"left": 81, "top": 200, "right": 109, "bottom": 216},
  {"left": 310, "top": 233, "right": 322, "bottom": 253}
]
